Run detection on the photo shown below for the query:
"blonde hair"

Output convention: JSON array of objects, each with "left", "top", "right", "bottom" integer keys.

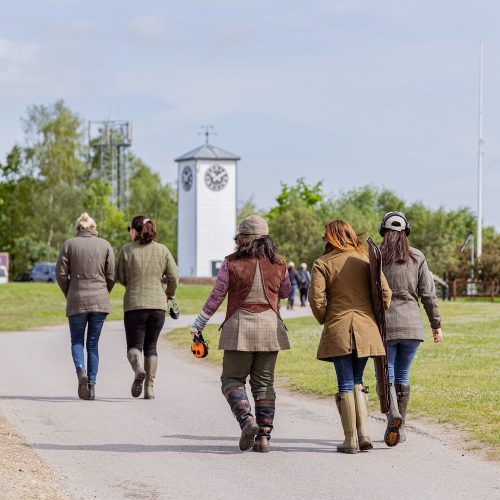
[
  {"left": 324, "top": 219, "right": 365, "bottom": 254},
  {"left": 76, "top": 212, "right": 97, "bottom": 232}
]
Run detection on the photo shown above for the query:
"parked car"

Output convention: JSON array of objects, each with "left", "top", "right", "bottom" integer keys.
[
  {"left": 0, "top": 265, "right": 8, "bottom": 284},
  {"left": 31, "top": 262, "right": 57, "bottom": 283},
  {"left": 14, "top": 271, "right": 32, "bottom": 282}
]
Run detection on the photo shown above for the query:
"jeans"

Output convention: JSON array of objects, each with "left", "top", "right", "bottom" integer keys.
[
  {"left": 288, "top": 284, "right": 297, "bottom": 303},
  {"left": 68, "top": 312, "right": 107, "bottom": 384},
  {"left": 332, "top": 352, "right": 369, "bottom": 393},
  {"left": 387, "top": 339, "right": 420, "bottom": 385},
  {"left": 124, "top": 309, "right": 166, "bottom": 357}
]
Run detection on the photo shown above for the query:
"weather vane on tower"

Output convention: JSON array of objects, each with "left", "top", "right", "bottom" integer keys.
[{"left": 198, "top": 125, "right": 217, "bottom": 145}]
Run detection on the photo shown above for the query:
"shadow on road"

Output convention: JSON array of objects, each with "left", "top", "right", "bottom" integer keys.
[{"left": 0, "top": 395, "right": 130, "bottom": 403}]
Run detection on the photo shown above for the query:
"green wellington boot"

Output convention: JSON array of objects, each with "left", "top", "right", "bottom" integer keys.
[
  {"left": 396, "top": 384, "right": 411, "bottom": 443},
  {"left": 384, "top": 383, "right": 403, "bottom": 447},
  {"left": 353, "top": 384, "right": 373, "bottom": 451},
  {"left": 335, "top": 392, "right": 358, "bottom": 454},
  {"left": 144, "top": 356, "right": 158, "bottom": 399},
  {"left": 127, "top": 348, "right": 146, "bottom": 398}
]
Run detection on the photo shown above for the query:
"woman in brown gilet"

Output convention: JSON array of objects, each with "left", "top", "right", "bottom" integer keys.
[{"left": 191, "top": 215, "right": 291, "bottom": 452}]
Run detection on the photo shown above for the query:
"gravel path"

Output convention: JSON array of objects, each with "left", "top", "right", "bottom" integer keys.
[{"left": 0, "top": 309, "right": 498, "bottom": 499}]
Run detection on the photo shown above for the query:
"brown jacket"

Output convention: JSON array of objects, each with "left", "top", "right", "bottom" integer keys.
[
  {"left": 56, "top": 229, "right": 115, "bottom": 317},
  {"left": 308, "top": 249, "right": 392, "bottom": 361},
  {"left": 384, "top": 246, "right": 441, "bottom": 341}
]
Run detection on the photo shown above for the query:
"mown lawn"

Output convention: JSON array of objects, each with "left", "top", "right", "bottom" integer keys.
[
  {"left": 0, "top": 283, "right": 215, "bottom": 331},
  {"left": 167, "top": 301, "right": 500, "bottom": 459}
]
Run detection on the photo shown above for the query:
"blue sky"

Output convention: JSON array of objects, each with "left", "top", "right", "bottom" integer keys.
[{"left": 1, "top": 0, "right": 499, "bottom": 228}]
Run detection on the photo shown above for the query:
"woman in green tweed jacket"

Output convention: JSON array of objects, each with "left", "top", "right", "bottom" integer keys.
[{"left": 116, "top": 215, "right": 179, "bottom": 400}]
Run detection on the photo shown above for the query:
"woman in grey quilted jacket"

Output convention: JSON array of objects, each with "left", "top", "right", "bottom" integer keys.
[
  {"left": 379, "top": 211, "right": 443, "bottom": 446},
  {"left": 56, "top": 213, "right": 115, "bottom": 401}
]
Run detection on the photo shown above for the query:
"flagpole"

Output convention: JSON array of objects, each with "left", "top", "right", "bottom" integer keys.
[{"left": 477, "top": 39, "right": 484, "bottom": 260}]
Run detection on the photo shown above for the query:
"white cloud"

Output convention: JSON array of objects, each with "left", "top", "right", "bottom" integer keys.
[{"left": 128, "top": 15, "right": 168, "bottom": 44}]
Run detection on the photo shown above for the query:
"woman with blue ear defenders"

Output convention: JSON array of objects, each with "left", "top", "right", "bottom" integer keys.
[{"left": 378, "top": 212, "right": 443, "bottom": 446}]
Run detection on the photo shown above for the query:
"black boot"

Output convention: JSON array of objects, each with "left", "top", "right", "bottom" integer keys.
[
  {"left": 396, "top": 384, "right": 410, "bottom": 442},
  {"left": 224, "top": 386, "right": 259, "bottom": 451},
  {"left": 253, "top": 399, "right": 275, "bottom": 453},
  {"left": 76, "top": 366, "right": 90, "bottom": 400},
  {"left": 88, "top": 383, "right": 95, "bottom": 400},
  {"left": 384, "top": 383, "right": 403, "bottom": 447}
]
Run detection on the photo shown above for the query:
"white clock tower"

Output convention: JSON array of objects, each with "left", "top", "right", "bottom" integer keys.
[{"left": 175, "top": 142, "right": 239, "bottom": 278}]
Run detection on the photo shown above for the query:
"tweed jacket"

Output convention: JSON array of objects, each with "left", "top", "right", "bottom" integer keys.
[
  {"left": 308, "top": 249, "right": 392, "bottom": 361},
  {"left": 116, "top": 240, "right": 179, "bottom": 312},
  {"left": 56, "top": 229, "right": 115, "bottom": 317},
  {"left": 383, "top": 247, "right": 441, "bottom": 341},
  {"left": 219, "top": 262, "right": 290, "bottom": 351}
]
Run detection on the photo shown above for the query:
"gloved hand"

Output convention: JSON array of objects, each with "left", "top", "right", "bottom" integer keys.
[{"left": 191, "top": 311, "right": 210, "bottom": 338}]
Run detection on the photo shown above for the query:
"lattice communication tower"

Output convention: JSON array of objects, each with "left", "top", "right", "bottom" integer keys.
[{"left": 88, "top": 120, "right": 132, "bottom": 208}]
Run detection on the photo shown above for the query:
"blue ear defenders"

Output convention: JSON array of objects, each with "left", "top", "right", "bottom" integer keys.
[{"left": 378, "top": 211, "right": 411, "bottom": 237}]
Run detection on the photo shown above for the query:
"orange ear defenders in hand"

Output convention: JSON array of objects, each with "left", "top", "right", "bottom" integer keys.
[{"left": 191, "top": 331, "right": 209, "bottom": 358}]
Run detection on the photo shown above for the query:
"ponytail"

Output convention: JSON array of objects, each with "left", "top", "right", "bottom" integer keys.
[{"left": 130, "top": 215, "right": 157, "bottom": 245}]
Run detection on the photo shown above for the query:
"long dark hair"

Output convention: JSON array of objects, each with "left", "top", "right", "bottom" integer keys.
[
  {"left": 380, "top": 230, "right": 409, "bottom": 266},
  {"left": 234, "top": 234, "right": 281, "bottom": 264},
  {"left": 131, "top": 215, "right": 157, "bottom": 245}
]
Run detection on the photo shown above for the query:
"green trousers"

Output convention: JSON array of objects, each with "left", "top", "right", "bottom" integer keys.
[{"left": 221, "top": 351, "right": 279, "bottom": 401}]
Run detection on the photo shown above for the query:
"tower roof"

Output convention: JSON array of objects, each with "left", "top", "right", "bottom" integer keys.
[{"left": 175, "top": 144, "right": 240, "bottom": 162}]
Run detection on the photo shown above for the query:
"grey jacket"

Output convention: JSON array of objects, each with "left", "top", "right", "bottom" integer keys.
[
  {"left": 116, "top": 240, "right": 179, "bottom": 312},
  {"left": 383, "top": 247, "right": 441, "bottom": 341},
  {"left": 56, "top": 229, "right": 116, "bottom": 317}
]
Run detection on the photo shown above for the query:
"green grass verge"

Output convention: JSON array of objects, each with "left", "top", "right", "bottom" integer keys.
[
  {"left": 167, "top": 300, "right": 500, "bottom": 459},
  {"left": 0, "top": 282, "right": 215, "bottom": 331}
]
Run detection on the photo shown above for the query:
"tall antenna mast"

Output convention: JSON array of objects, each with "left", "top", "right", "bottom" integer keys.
[{"left": 477, "top": 39, "right": 484, "bottom": 260}]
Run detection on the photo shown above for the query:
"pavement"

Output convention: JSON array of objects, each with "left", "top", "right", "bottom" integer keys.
[{"left": 0, "top": 308, "right": 498, "bottom": 500}]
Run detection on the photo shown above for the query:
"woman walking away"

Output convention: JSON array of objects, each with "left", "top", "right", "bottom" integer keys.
[
  {"left": 308, "top": 220, "right": 392, "bottom": 453},
  {"left": 56, "top": 213, "right": 115, "bottom": 401},
  {"left": 297, "top": 262, "right": 311, "bottom": 307},
  {"left": 190, "top": 215, "right": 291, "bottom": 452},
  {"left": 117, "top": 216, "right": 179, "bottom": 399},
  {"left": 379, "top": 212, "right": 442, "bottom": 445},
  {"left": 287, "top": 262, "right": 299, "bottom": 310}
]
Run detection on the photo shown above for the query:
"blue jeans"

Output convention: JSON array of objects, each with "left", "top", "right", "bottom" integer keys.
[
  {"left": 68, "top": 312, "right": 107, "bottom": 384},
  {"left": 332, "top": 352, "right": 369, "bottom": 393},
  {"left": 387, "top": 339, "right": 420, "bottom": 385}
]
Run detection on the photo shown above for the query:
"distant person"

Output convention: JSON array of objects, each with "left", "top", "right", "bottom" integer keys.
[
  {"left": 190, "top": 215, "right": 291, "bottom": 452},
  {"left": 287, "top": 261, "right": 300, "bottom": 310},
  {"left": 56, "top": 213, "right": 115, "bottom": 401},
  {"left": 308, "top": 220, "right": 392, "bottom": 454},
  {"left": 116, "top": 216, "right": 179, "bottom": 400},
  {"left": 297, "top": 262, "right": 311, "bottom": 307},
  {"left": 379, "top": 212, "right": 443, "bottom": 445}
]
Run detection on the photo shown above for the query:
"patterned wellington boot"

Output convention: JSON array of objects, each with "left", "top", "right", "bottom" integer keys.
[
  {"left": 353, "top": 384, "right": 373, "bottom": 451},
  {"left": 335, "top": 392, "right": 358, "bottom": 454},
  {"left": 396, "top": 384, "right": 411, "bottom": 443},
  {"left": 384, "top": 383, "right": 403, "bottom": 447},
  {"left": 224, "top": 386, "right": 260, "bottom": 451},
  {"left": 253, "top": 399, "right": 275, "bottom": 453},
  {"left": 144, "top": 356, "right": 158, "bottom": 400},
  {"left": 127, "top": 348, "right": 146, "bottom": 398}
]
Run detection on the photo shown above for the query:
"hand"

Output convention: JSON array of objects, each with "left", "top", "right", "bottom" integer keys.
[
  {"left": 167, "top": 295, "right": 175, "bottom": 300},
  {"left": 190, "top": 327, "right": 200, "bottom": 340},
  {"left": 432, "top": 328, "right": 443, "bottom": 343}
]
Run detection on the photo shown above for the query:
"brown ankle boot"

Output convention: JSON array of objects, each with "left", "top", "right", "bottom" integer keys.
[
  {"left": 335, "top": 392, "right": 358, "bottom": 454},
  {"left": 224, "top": 386, "right": 259, "bottom": 451},
  {"left": 253, "top": 399, "right": 275, "bottom": 453}
]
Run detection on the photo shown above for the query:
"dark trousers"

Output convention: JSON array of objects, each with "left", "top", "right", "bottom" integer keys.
[
  {"left": 299, "top": 287, "right": 309, "bottom": 306},
  {"left": 221, "top": 351, "right": 279, "bottom": 401},
  {"left": 124, "top": 309, "right": 165, "bottom": 356}
]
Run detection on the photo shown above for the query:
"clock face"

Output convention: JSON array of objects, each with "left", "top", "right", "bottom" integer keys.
[
  {"left": 181, "top": 165, "right": 193, "bottom": 191},
  {"left": 204, "top": 164, "right": 228, "bottom": 191}
]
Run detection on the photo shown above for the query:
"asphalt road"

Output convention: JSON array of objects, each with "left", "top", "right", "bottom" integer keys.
[{"left": 0, "top": 309, "right": 498, "bottom": 500}]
